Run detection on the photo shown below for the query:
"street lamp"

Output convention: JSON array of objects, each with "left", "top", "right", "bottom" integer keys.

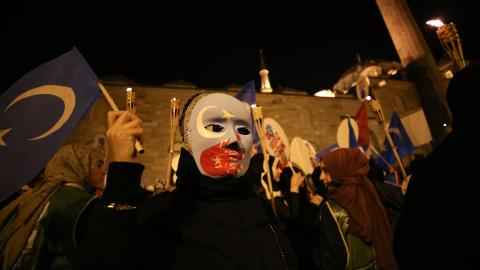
[{"left": 426, "top": 19, "right": 467, "bottom": 69}]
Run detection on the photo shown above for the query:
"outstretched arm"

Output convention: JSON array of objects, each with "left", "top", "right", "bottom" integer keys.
[{"left": 76, "top": 111, "right": 149, "bottom": 269}]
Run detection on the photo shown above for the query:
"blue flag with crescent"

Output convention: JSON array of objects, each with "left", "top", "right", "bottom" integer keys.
[
  {"left": 234, "top": 80, "right": 261, "bottom": 153},
  {"left": 377, "top": 110, "right": 415, "bottom": 168},
  {"left": 235, "top": 80, "right": 256, "bottom": 106},
  {"left": 0, "top": 48, "right": 100, "bottom": 202}
]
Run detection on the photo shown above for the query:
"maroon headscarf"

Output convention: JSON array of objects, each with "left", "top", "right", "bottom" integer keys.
[{"left": 322, "top": 148, "right": 398, "bottom": 270}]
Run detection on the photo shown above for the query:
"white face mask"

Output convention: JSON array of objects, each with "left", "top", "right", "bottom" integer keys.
[{"left": 184, "top": 93, "right": 253, "bottom": 178}]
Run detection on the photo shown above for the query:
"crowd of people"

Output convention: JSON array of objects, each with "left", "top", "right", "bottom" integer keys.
[{"left": 1, "top": 62, "right": 477, "bottom": 269}]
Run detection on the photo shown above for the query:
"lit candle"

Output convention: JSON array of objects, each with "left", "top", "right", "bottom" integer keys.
[{"left": 126, "top": 87, "right": 136, "bottom": 113}]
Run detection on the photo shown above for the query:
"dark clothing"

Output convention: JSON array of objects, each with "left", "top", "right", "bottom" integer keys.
[
  {"left": 77, "top": 150, "right": 298, "bottom": 270},
  {"left": 274, "top": 194, "right": 300, "bottom": 222},
  {"left": 304, "top": 202, "right": 347, "bottom": 270},
  {"left": 394, "top": 63, "right": 479, "bottom": 269},
  {"left": 322, "top": 149, "right": 397, "bottom": 270},
  {"left": 12, "top": 185, "right": 95, "bottom": 270},
  {"left": 250, "top": 154, "right": 310, "bottom": 269},
  {"left": 394, "top": 132, "right": 476, "bottom": 269},
  {"left": 1, "top": 144, "right": 101, "bottom": 270},
  {"left": 367, "top": 159, "right": 404, "bottom": 230},
  {"left": 371, "top": 181, "right": 404, "bottom": 230},
  {"left": 302, "top": 200, "right": 378, "bottom": 270},
  {"left": 283, "top": 200, "right": 324, "bottom": 270}
]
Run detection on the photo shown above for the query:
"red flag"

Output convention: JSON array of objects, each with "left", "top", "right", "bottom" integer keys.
[{"left": 354, "top": 102, "right": 369, "bottom": 147}]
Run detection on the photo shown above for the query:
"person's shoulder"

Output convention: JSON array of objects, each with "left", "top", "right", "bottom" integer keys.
[
  {"left": 138, "top": 191, "right": 174, "bottom": 219},
  {"left": 146, "top": 190, "right": 175, "bottom": 207},
  {"left": 51, "top": 185, "right": 92, "bottom": 206}
]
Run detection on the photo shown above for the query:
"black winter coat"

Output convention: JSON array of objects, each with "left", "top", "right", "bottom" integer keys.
[{"left": 77, "top": 149, "right": 298, "bottom": 270}]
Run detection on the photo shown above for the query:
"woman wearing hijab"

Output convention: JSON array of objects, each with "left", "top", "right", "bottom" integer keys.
[
  {"left": 0, "top": 144, "right": 106, "bottom": 270},
  {"left": 306, "top": 148, "right": 398, "bottom": 270},
  {"left": 77, "top": 93, "right": 298, "bottom": 270}
]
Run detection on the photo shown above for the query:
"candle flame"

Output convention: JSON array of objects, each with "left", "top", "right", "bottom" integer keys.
[
  {"left": 314, "top": 89, "right": 335, "bottom": 98},
  {"left": 426, "top": 19, "right": 444, "bottom": 28}
]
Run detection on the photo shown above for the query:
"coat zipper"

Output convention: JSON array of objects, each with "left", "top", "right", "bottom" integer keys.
[{"left": 269, "top": 224, "right": 289, "bottom": 270}]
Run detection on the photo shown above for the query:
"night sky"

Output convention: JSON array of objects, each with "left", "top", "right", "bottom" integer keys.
[{"left": 1, "top": 0, "right": 477, "bottom": 96}]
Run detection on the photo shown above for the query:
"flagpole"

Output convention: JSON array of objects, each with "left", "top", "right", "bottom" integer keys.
[
  {"left": 369, "top": 144, "right": 402, "bottom": 184},
  {"left": 368, "top": 99, "right": 407, "bottom": 179},
  {"left": 369, "top": 145, "right": 393, "bottom": 168},
  {"left": 98, "top": 82, "right": 144, "bottom": 154}
]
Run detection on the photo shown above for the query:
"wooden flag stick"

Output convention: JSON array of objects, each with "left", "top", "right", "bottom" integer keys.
[
  {"left": 368, "top": 99, "right": 406, "bottom": 179},
  {"left": 253, "top": 106, "right": 278, "bottom": 218},
  {"left": 98, "top": 82, "right": 144, "bottom": 154},
  {"left": 369, "top": 145, "right": 393, "bottom": 168}
]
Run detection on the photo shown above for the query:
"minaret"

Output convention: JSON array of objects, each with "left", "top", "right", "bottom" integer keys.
[
  {"left": 376, "top": 0, "right": 450, "bottom": 143},
  {"left": 259, "top": 49, "right": 273, "bottom": 93}
]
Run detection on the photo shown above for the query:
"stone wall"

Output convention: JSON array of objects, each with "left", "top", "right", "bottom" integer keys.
[{"left": 66, "top": 78, "right": 422, "bottom": 186}]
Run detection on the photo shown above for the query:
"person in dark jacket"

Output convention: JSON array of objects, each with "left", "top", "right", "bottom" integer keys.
[
  {"left": 394, "top": 62, "right": 479, "bottom": 269},
  {"left": 77, "top": 93, "right": 298, "bottom": 270},
  {"left": 367, "top": 159, "right": 404, "bottom": 230}
]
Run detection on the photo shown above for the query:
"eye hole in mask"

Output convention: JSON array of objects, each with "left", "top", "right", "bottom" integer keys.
[
  {"left": 205, "top": 124, "right": 224, "bottom": 132},
  {"left": 237, "top": 127, "right": 251, "bottom": 135}
]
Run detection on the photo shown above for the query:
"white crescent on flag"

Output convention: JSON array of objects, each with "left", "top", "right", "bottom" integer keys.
[
  {"left": 4, "top": 85, "right": 76, "bottom": 141},
  {"left": 388, "top": 127, "right": 401, "bottom": 148}
]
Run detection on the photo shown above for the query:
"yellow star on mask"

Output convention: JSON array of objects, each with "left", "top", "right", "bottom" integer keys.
[
  {"left": 212, "top": 156, "right": 222, "bottom": 166},
  {"left": 222, "top": 110, "right": 235, "bottom": 121},
  {"left": 0, "top": 128, "right": 12, "bottom": 146}
]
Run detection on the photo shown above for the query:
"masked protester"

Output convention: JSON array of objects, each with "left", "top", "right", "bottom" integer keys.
[{"left": 77, "top": 93, "right": 298, "bottom": 270}]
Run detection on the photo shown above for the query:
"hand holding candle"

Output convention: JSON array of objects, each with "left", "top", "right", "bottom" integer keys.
[
  {"left": 98, "top": 83, "right": 144, "bottom": 154},
  {"left": 125, "top": 87, "right": 144, "bottom": 153},
  {"left": 126, "top": 87, "right": 137, "bottom": 114}
]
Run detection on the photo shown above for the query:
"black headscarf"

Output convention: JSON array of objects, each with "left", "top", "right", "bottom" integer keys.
[{"left": 311, "top": 166, "right": 328, "bottom": 198}]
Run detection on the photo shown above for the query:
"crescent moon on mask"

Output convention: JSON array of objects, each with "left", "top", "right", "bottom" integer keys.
[
  {"left": 196, "top": 106, "right": 226, "bottom": 139},
  {"left": 5, "top": 85, "right": 76, "bottom": 141}
]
